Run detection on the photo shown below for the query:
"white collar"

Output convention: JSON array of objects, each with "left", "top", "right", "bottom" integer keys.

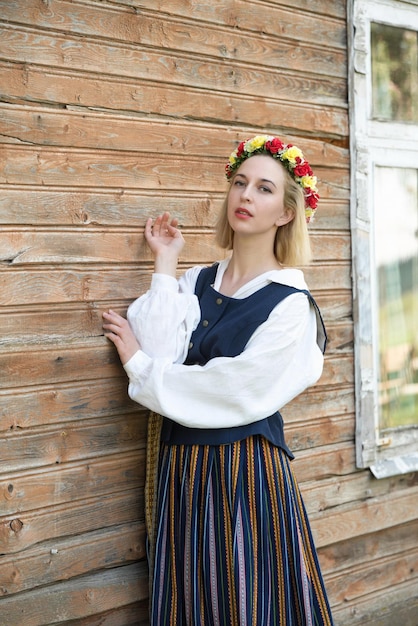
[{"left": 214, "top": 257, "right": 308, "bottom": 297}]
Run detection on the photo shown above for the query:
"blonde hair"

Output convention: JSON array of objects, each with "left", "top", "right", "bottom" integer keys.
[{"left": 215, "top": 160, "right": 312, "bottom": 266}]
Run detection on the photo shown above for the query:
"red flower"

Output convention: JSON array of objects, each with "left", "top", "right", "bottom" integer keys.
[
  {"left": 305, "top": 190, "right": 319, "bottom": 209},
  {"left": 236, "top": 142, "right": 245, "bottom": 157},
  {"left": 294, "top": 162, "right": 313, "bottom": 177},
  {"left": 266, "top": 138, "right": 284, "bottom": 154}
]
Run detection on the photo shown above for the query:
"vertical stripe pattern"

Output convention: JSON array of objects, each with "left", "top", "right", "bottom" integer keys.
[{"left": 150, "top": 436, "right": 334, "bottom": 626}]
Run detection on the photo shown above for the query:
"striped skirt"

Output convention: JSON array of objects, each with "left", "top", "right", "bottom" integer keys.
[{"left": 150, "top": 436, "right": 334, "bottom": 626}]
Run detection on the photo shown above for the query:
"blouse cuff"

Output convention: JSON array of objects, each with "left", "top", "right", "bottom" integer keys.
[
  {"left": 123, "top": 349, "right": 152, "bottom": 381},
  {"left": 150, "top": 273, "right": 179, "bottom": 292}
]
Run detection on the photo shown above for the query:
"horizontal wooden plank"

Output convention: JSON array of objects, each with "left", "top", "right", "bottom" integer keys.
[
  {"left": 0, "top": 562, "right": 147, "bottom": 626},
  {"left": 58, "top": 602, "right": 149, "bottom": 626},
  {"left": 330, "top": 578, "right": 418, "bottom": 626},
  {"left": 0, "top": 451, "right": 144, "bottom": 517},
  {"left": 0, "top": 62, "right": 349, "bottom": 137},
  {"left": 0, "top": 144, "right": 348, "bottom": 201},
  {"left": 315, "top": 291, "right": 352, "bottom": 323},
  {"left": 285, "top": 413, "right": 354, "bottom": 452},
  {"left": 314, "top": 201, "right": 350, "bottom": 231},
  {"left": 0, "top": 25, "right": 347, "bottom": 106},
  {"left": 257, "top": 0, "right": 347, "bottom": 19},
  {"left": 0, "top": 410, "right": 353, "bottom": 475},
  {"left": 310, "top": 486, "right": 418, "bottom": 548},
  {"left": 0, "top": 301, "right": 129, "bottom": 347},
  {"left": 112, "top": 0, "right": 348, "bottom": 47},
  {"left": 327, "top": 547, "right": 418, "bottom": 608},
  {"left": 0, "top": 187, "right": 349, "bottom": 231},
  {"left": 0, "top": 523, "right": 145, "bottom": 596},
  {"left": 0, "top": 267, "right": 176, "bottom": 307},
  {"left": 319, "top": 518, "right": 418, "bottom": 575},
  {"left": 0, "top": 1, "right": 347, "bottom": 78},
  {"left": 0, "top": 414, "right": 146, "bottom": 473},
  {"left": 0, "top": 264, "right": 353, "bottom": 306},
  {"left": 0, "top": 487, "right": 144, "bottom": 555},
  {"left": 52, "top": 601, "right": 149, "bottom": 626},
  {"left": 0, "top": 230, "right": 351, "bottom": 265},
  {"left": 0, "top": 300, "right": 353, "bottom": 348},
  {"left": 0, "top": 230, "right": 222, "bottom": 264},
  {"left": 304, "top": 260, "right": 353, "bottom": 290},
  {"left": 0, "top": 187, "right": 221, "bottom": 227},
  {"left": 0, "top": 339, "right": 125, "bottom": 389},
  {"left": 0, "top": 340, "right": 353, "bottom": 389},
  {"left": 0, "top": 146, "right": 228, "bottom": 191},
  {"left": 324, "top": 321, "right": 353, "bottom": 352},
  {"left": 285, "top": 384, "right": 354, "bottom": 420},
  {"left": 0, "top": 377, "right": 351, "bottom": 434},
  {"left": 0, "top": 379, "right": 142, "bottom": 432},
  {"left": 0, "top": 104, "right": 350, "bottom": 164},
  {"left": 321, "top": 353, "right": 354, "bottom": 387},
  {"left": 293, "top": 442, "right": 356, "bottom": 482},
  {"left": 301, "top": 466, "right": 418, "bottom": 515},
  {"left": 0, "top": 103, "right": 349, "bottom": 170}
]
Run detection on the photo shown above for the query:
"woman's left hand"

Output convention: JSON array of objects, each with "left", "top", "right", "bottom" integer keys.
[{"left": 103, "top": 310, "right": 140, "bottom": 365}]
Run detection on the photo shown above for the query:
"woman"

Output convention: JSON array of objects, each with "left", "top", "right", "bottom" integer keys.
[{"left": 103, "top": 135, "right": 334, "bottom": 625}]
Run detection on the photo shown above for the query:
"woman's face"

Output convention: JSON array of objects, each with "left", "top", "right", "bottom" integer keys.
[{"left": 227, "top": 154, "right": 293, "bottom": 239}]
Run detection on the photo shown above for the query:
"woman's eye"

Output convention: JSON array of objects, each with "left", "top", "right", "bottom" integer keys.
[
  {"left": 260, "top": 186, "right": 272, "bottom": 193},
  {"left": 234, "top": 180, "right": 244, "bottom": 186}
]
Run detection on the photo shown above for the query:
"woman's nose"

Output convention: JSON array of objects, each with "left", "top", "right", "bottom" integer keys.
[{"left": 241, "top": 185, "right": 252, "bottom": 201}]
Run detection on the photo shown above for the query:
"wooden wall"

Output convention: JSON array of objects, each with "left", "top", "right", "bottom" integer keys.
[{"left": 0, "top": 0, "right": 416, "bottom": 624}]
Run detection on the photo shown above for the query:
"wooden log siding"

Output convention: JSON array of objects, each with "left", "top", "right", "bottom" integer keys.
[{"left": 0, "top": 0, "right": 416, "bottom": 624}]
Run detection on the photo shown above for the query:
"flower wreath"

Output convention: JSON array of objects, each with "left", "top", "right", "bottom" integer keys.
[{"left": 225, "top": 135, "right": 320, "bottom": 222}]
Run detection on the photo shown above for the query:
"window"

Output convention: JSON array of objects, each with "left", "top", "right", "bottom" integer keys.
[
  {"left": 371, "top": 22, "right": 418, "bottom": 122},
  {"left": 350, "top": 0, "right": 418, "bottom": 477}
]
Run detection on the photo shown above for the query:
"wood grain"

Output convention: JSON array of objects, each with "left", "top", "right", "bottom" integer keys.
[
  {"left": 0, "top": 563, "right": 147, "bottom": 626},
  {"left": 0, "top": 25, "right": 346, "bottom": 106},
  {"left": 0, "top": 61, "right": 349, "bottom": 137}
]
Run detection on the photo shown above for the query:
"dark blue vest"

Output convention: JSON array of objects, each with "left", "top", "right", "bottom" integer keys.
[{"left": 160, "top": 264, "right": 327, "bottom": 455}]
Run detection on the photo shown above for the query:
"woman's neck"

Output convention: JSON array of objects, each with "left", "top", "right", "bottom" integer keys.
[{"left": 220, "top": 246, "right": 282, "bottom": 296}]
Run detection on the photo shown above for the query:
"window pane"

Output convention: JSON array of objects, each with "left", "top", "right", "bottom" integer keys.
[
  {"left": 374, "top": 167, "right": 418, "bottom": 430},
  {"left": 371, "top": 22, "right": 418, "bottom": 122}
]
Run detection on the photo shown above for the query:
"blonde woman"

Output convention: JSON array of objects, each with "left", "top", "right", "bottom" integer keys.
[{"left": 103, "top": 135, "right": 334, "bottom": 625}]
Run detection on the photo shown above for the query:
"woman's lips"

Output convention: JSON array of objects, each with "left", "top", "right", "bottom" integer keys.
[{"left": 235, "top": 208, "right": 253, "bottom": 218}]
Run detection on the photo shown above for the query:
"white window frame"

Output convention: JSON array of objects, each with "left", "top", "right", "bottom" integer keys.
[{"left": 350, "top": 0, "right": 418, "bottom": 477}]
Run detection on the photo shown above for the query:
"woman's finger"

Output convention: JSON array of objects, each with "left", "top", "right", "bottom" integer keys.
[
  {"left": 159, "top": 212, "right": 171, "bottom": 235},
  {"left": 103, "top": 309, "right": 122, "bottom": 321},
  {"left": 102, "top": 311, "right": 128, "bottom": 334},
  {"left": 144, "top": 217, "right": 153, "bottom": 240},
  {"left": 152, "top": 214, "right": 162, "bottom": 237},
  {"left": 103, "top": 323, "right": 121, "bottom": 335}
]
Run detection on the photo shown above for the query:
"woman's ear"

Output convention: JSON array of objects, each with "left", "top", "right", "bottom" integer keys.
[{"left": 275, "top": 208, "right": 294, "bottom": 227}]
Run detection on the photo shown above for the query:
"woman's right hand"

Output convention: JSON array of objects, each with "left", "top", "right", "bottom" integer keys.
[{"left": 144, "top": 212, "right": 185, "bottom": 276}]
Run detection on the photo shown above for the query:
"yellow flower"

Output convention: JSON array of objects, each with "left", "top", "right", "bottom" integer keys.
[
  {"left": 229, "top": 150, "right": 238, "bottom": 165},
  {"left": 245, "top": 135, "right": 268, "bottom": 153},
  {"left": 300, "top": 175, "right": 317, "bottom": 189},
  {"left": 281, "top": 146, "right": 304, "bottom": 164}
]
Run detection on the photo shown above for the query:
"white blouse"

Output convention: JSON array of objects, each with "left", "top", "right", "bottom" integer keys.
[{"left": 123, "top": 258, "right": 324, "bottom": 429}]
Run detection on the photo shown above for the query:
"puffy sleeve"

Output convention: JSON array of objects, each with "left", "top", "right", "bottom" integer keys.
[
  {"left": 123, "top": 292, "right": 324, "bottom": 429},
  {"left": 127, "top": 267, "right": 202, "bottom": 363}
]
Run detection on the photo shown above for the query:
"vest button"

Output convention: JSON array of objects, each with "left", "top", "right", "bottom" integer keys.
[
  {"left": 188, "top": 341, "right": 193, "bottom": 350},
  {"left": 216, "top": 297, "right": 223, "bottom": 305},
  {"left": 202, "top": 319, "right": 209, "bottom": 327}
]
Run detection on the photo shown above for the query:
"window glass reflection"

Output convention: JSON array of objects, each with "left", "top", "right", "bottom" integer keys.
[
  {"left": 371, "top": 22, "right": 418, "bottom": 122},
  {"left": 374, "top": 167, "right": 418, "bottom": 430}
]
